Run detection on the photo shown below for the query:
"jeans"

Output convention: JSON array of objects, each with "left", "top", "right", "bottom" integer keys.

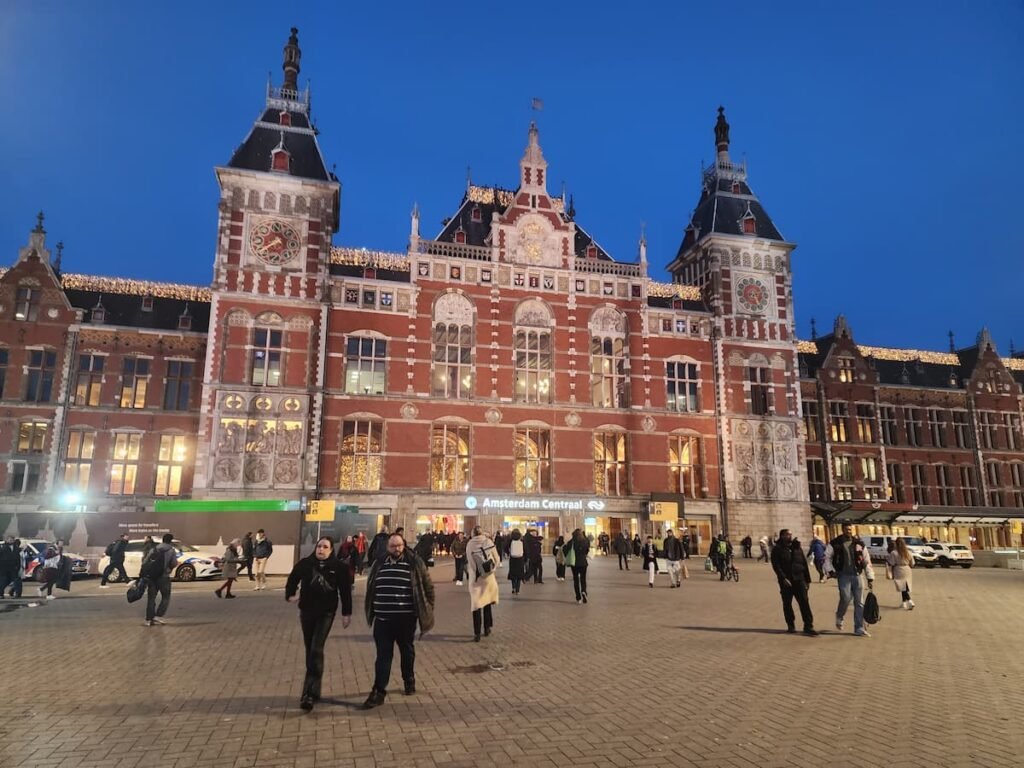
[
  {"left": 836, "top": 571, "right": 864, "bottom": 632},
  {"left": 779, "top": 580, "right": 814, "bottom": 630},
  {"left": 617, "top": 554, "right": 630, "bottom": 570},
  {"left": 454, "top": 557, "right": 466, "bottom": 582},
  {"left": 813, "top": 558, "right": 825, "bottom": 581},
  {"left": 3, "top": 572, "right": 22, "bottom": 597},
  {"left": 101, "top": 561, "right": 128, "bottom": 585},
  {"left": 510, "top": 575, "right": 523, "bottom": 593},
  {"left": 666, "top": 560, "right": 682, "bottom": 586},
  {"left": 145, "top": 575, "right": 171, "bottom": 621},
  {"left": 472, "top": 604, "right": 493, "bottom": 636},
  {"left": 570, "top": 565, "right": 588, "bottom": 601},
  {"left": 299, "top": 611, "right": 335, "bottom": 699},
  {"left": 372, "top": 616, "right": 417, "bottom": 692}
]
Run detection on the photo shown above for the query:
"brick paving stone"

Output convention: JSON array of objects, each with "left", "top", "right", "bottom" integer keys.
[{"left": 2, "top": 558, "right": 1024, "bottom": 766}]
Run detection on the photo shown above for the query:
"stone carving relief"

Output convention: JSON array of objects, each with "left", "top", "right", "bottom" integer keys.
[
  {"left": 274, "top": 459, "right": 299, "bottom": 485},
  {"left": 400, "top": 402, "right": 419, "bottom": 420},
  {"left": 515, "top": 299, "right": 552, "bottom": 328},
  {"left": 589, "top": 306, "right": 626, "bottom": 336},
  {"left": 434, "top": 292, "right": 474, "bottom": 326},
  {"left": 485, "top": 407, "right": 502, "bottom": 425},
  {"left": 564, "top": 411, "right": 581, "bottom": 428},
  {"left": 211, "top": 392, "right": 307, "bottom": 489},
  {"left": 730, "top": 417, "right": 803, "bottom": 502},
  {"left": 642, "top": 415, "right": 656, "bottom": 433}
]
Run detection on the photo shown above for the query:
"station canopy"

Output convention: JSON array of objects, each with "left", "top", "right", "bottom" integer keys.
[{"left": 811, "top": 501, "right": 1024, "bottom": 528}]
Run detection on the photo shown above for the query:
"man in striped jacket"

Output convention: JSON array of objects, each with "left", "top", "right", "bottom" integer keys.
[{"left": 362, "top": 534, "right": 435, "bottom": 709}]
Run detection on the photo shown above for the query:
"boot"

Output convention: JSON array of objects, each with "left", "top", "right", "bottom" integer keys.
[
  {"left": 404, "top": 679, "right": 415, "bottom": 695},
  {"left": 361, "top": 688, "right": 386, "bottom": 710}
]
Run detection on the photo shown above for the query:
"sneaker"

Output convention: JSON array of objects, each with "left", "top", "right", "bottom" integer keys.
[
  {"left": 835, "top": 619, "right": 844, "bottom": 631},
  {"left": 225, "top": 594, "right": 237, "bottom": 599},
  {"left": 404, "top": 680, "right": 415, "bottom": 695},
  {"left": 99, "top": 584, "right": 110, "bottom": 589},
  {"left": 786, "top": 625, "right": 796, "bottom": 634},
  {"left": 46, "top": 595, "right": 56, "bottom": 600},
  {"left": 151, "top": 617, "right": 166, "bottom": 625},
  {"left": 214, "top": 590, "right": 222, "bottom": 599},
  {"left": 576, "top": 599, "right": 582, "bottom": 605},
  {"left": 803, "top": 628, "right": 820, "bottom": 637},
  {"left": 456, "top": 581, "right": 463, "bottom": 586},
  {"left": 581, "top": 592, "right": 588, "bottom": 604},
  {"left": 854, "top": 629, "right": 871, "bottom": 637},
  {"left": 908, "top": 600, "right": 915, "bottom": 610}
]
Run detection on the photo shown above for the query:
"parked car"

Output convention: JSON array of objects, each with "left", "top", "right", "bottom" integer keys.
[
  {"left": 22, "top": 541, "right": 90, "bottom": 580},
  {"left": 926, "top": 541, "right": 975, "bottom": 569},
  {"left": 863, "top": 535, "right": 938, "bottom": 568},
  {"left": 97, "top": 539, "right": 222, "bottom": 582}
]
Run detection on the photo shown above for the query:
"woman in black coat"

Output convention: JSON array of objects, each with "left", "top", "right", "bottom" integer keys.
[{"left": 285, "top": 536, "right": 353, "bottom": 711}]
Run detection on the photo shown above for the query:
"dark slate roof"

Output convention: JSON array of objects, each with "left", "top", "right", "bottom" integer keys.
[
  {"left": 328, "top": 264, "right": 410, "bottom": 283},
  {"left": 436, "top": 187, "right": 613, "bottom": 260},
  {"left": 647, "top": 295, "right": 708, "bottom": 312},
  {"left": 676, "top": 172, "right": 785, "bottom": 256},
  {"left": 227, "top": 108, "right": 332, "bottom": 181},
  {"left": 65, "top": 290, "right": 211, "bottom": 333}
]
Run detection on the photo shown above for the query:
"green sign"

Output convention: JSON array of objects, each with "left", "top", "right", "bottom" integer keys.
[{"left": 153, "top": 499, "right": 302, "bottom": 513}]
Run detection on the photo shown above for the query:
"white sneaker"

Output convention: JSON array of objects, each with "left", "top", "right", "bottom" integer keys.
[
  {"left": 901, "top": 601, "right": 909, "bottom": 610},
  {"left": 46, "top": 595, "right": 56, "bottom": 600},
  {"left": 455, "top": 581, "right": 463, "bottom": 586},
  {"left": 99, "top": 585, "right": 110, "bottom": 589},
  {"left": 143, "top": 620, "right": 154, "bottom": 627},
  {"left": 908, "top": 600, "right": 915, "bottom": 610},
  {"left": 151, "top": 617, "right": 166, "bottom": 625},
  {"left": 855, "top": 629, "right": 871, "bottom": 637},
  {"left": 835, "top": 619, "right": 844, "bottom": 631}
]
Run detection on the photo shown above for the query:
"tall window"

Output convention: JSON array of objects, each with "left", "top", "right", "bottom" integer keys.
[
  {"left": 120, "top": 357, "right": 150, "bottom": 408},
  {"left": 833, "top": 455, "right": 853, "bottom": 482},
  {"left": 860, "top": 456, "right": 878, "bottom": 483},
  {"left": 514, "top": 427, "right": 551, "bottom": 493},
  {"left": 806, "top": 459, "right": 827, "bottom": 501},
  {"left": 63, "top": 430, "right": 96, "bottom": 492},
  {"left": 431, "top": 324, "right": 473, "bottom": 399},
  {"left": 979, "top": 412, "right": 1000, "bottom": 450},
  {"left": 936, "top": 465, "right": 954, "bottom": 505},
  {"left": 887, "top": 463, "right": 905, "bottom": 503},
  {"left": 829, "top": 401, "right": 849, "bottom": 442},
  {"left": 802, "top": 401, "right": 820, "bottom": 442},
  {"left": 155, "top": 435, "right": 188, "bottom": 496},
  {"left": 14, "top": 286, "right": 40, "bottom": 321},
  {"left": 10, "top": 461, "right": 40, "bottom": 493},
  {"left": 109, "top": 433, "right": 142, "bottom": 495},
  {"left": 163, "top": 361, "right": 193, "bottom": 410},
  {"left": 591, "top": 336, "right": 628, "bottom": 408},
  {"left": 986, "top": 462, "right": 1002, "bottom": 507},
  {"left": 17, "top": 421, "right": 48, "bottom": 453},
  {"left": 514, "top": 330, "right": 552, "bottom": 404},
  {"left": 927, "top": 408, "right": 946, "bottom": 447},
  {"left": 430, "top": 424, "right": 470, "bottom": 492},
  {"left": 339, "top": 420, "right": 383, "bottom": 490},
  {"left": 0, "top": 348, "right": 7, "bottom": 398},
  {"left": 1010, "top": 463, "right": 1024, "bottom": 508},
  {"left": 75, "top": 354, "right": 105, "bottom": 406},
  {"left": 1006, "top": 415, "right": 1021, "bottom": 451},
  {"left": 594, "top": 431, "right": 627, "bottom": 496},
  {"left": 836, "top": 356, "right": 855, "bottom": 383},
  {"left": 24, "top": 350, "right": 56, "bottom": 403},
  {"left": 903, "top": 407, "right": 922, "bottom": 447},
  {"left": 855, "top": 404, "right": 874, "bottom": 443},
  {"left": 960, "top": 465, "right": 979, "bottom": 506},
  {"left": 670, "top": 435, "right": 702, "bottom": 498},
  {"left": 879, "top": 406, "right": 898, "bottom": 446},
  {"left": 748, "top": 367, "right": 770, "bottom": 415},
  {"left": 952, "top": 410, "right": 971, "bottom": 448},
  {"left": 344, "top": 337, "right": 386, "bottom": 395},
  {"left": 251, "top": 328, "right": 283, "bottom": 386},
  {"left": 910, "top": 464, "right": 929, "bottom": 505},
  {"left": 666, "top": 361, "right": 699, "bottom": 412}
]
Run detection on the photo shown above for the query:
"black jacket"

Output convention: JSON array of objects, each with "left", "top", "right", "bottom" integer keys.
[
  {"left": 663, "top": 535, "right": 685, "bottom": 562},
  {"left": 368, "top": 532, "right": 389, "bottom": 564},
  {"left": 242, "top": 535, "right": 254, "bottom": 558},
  {"left": 0, "top": 542, "right": 18, "bottom": 570},
  {"left": 108, "top": 539, "right": 128, "bottom": 563},
  {"left": 523, "top": 533, "right": 543, "bottom": 560},
  {"left": 285, "top": 554, "right": 354, "bottom": 617},
  {"left": 771, "top": 541, "right": 811, "bottom": 585}
]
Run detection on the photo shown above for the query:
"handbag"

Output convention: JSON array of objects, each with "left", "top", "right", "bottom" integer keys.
[
  {"left": 864, "top": 590, "right": 881, "bottom": 625},
  {"left": 704, "top": 556, "right": 714, "bottom": 573},
  {"left": 126, "top": 577, "right": 149, "bottom": 603}
]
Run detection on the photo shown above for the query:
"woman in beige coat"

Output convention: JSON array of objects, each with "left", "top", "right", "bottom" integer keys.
[
  {"left": 885, "top": 537, "right": 915, "bottom": 610},
  {"left": 466, "top": 526, "right": 500, "bottom": 641}
]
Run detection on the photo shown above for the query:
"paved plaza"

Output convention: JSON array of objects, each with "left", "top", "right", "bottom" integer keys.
[{"left": 2, "top": 555, "right": 1023, "bottom": 768}]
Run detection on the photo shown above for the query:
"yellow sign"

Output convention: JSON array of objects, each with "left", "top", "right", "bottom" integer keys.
[
  {"left": 650, "top": 501, "right": 678, "bottom": 522},
  {"left": 1012, "top": 520, "right": 1022, "bottom": 535},
  {"left": 305, "top": 500, "right": 336, "bottom": 522}
]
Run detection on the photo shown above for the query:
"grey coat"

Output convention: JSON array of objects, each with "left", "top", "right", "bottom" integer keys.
[
  {"left": 885, "top": 551, "right": 913, "bottom": 593},
  {"left": 221, "top": 546, "right": 243, "bottom": 579}
]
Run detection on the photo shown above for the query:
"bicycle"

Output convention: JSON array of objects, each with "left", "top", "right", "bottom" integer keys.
[{"left": 724, "top": 557, "right": 740, "bottom": 582}]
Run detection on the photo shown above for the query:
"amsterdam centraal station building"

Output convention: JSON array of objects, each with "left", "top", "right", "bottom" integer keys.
[{"left": 2, "top": 31, "right": 1021, "bottom": 569}]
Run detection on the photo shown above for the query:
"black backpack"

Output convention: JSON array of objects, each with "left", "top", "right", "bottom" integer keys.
[
  {"left": 864, "top": 590, "right": 881, "bottom": 625},
  {"left": 140, "top": 548, "right": 165, "bottom": 580},
  {"left": 104, "top": 541, "right": 118, "bottom": 558}
]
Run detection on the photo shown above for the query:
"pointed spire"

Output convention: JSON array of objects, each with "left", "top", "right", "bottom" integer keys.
[
  {"left": 34, "top": 211, "right": 45, "bottom": 234},
  {"left": 282, "top": 27, "right": 301, "bottom": 94},
  {"left": 54, "top": 241, "right": 64, "bottom": 272},
  {"left": 466, "top": 165, "right": 472, "bottom": 192},
  {"left": 638, "top": 221, "right": 647, "bottom": 265},
  {"left": 810, "top": 318, "right": 817, "bottom": 340},
  {"left": 519, "top": 121, "right": 548, "bottom": 193},
  {"left": 410, "top": 202, "right": 420, "bottom": 242},
  {"left": 714, "top": 106, "right": 731, "bottom": 163},
  {"left": 834, "top": 314, "right": 852, "bottom": 340},
  {"left": 1010, "top": 339, "right": 1017, "bottom": 357},
  {"left": 566, "top": 193, "right": 575, "bottom": 221},
  {"left": 977, "top": 327, "right": 995, "bottom": 353},
  {"left": 948, "top": 330, "right": 955, "bottom": 352}
]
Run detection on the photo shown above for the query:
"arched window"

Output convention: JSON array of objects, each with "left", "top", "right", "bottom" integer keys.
[
  {"left": 339, "top": 420, "right": 383, "bottom": 490},
  {"left": 669, "top": 433, "right": 703, "bottom": 498},
  {"left": 431, "top": 294, "right": 475, "bottom": 399},
  {"left": 513, "top": 426, "right": 551, "bottom": 493},
  {"left": 514, "top": 300, "right": 553, "bottom": 404},
  {"left": 594, "top": 429, "right": 627, "bottom": 496},
  {"left": 430, "top": 422, "right": 470, "bottom": 492},
  {"left": 589, "top": 307, "right": 628, "bottom": 408}
]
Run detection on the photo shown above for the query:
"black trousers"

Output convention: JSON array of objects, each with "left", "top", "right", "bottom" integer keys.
[
  {"left": 555, "top": 562, "right": 566, "bottom": 579},
  {"left": 454, "top": 556, "right": 466, "bottom": 581},
  {"left": 101, "top": 560, "right": 128, "bottom": 585},
  {"left": 617, "top": 554, "right": 630, "bottom": 570},
  {"left": 239, "top": 557, "right": 254, "bottom": 578},
  {"left": 779, "top": 581, "right": 814, "bottom": 630},
  {"left": 145, "top": 575, "right": 171, "bottom": 621},
  {"left": 372, "top": 616, "right": 417, "bottom": 692},
  {"left": 530, "top": 558, "right": 543, "bottom": 583},
  {"left": 299, "top": 610, "right": 336, "bottom": 698},
  {"left": 472, "top": 604, "right": 493, "bottom": 636},
  {"left": 570, "top": 564, "right": 588, "bottom": 600}
]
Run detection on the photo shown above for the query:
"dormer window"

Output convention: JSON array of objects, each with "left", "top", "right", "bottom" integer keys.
[
  {"left": 14, "top": 287, "right": 39, "bottom": 321},
  {"left": 279, "top": 110, "right": 292, "bottom": 127},
  {"left": 271, "top": 147, "right": 290, "bottom": 172},
  {"left": 731, "top": 181, "right": 741, "bottom": 194},
  {"left": 586, "top": 245, "right": 598, "bottom": 259},
  {"left": 91, "top": 307, "right": 105, "bottom": 324},
  {"left": 454, "top": 229, "right": 467, "bottom": 244},
  {"left": 141, "top": 295, "right": 154, "bottom": 312},
  {"left": 471, "top": 206, "right": 482, "bottom": 222},
  {"left": 178, "top": 311, "right": 192, "bottom": 331},
  {"left": 363, "top": 267, "right": 377, "bottom": 280},
  {"left": 742, "top": 216, "right": 756, "bottom": 235},
  {"left": 836, "top": 356, "right": 855, "bottom": 383}
]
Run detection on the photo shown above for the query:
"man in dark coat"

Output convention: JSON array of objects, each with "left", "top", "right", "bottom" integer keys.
[
  {"left": 612, "top": 532, "right": 631, "bottom": 570},
  {"left": 368, "top": 529, "right": 390, "bottom": 565},
  {"left": 100, "top": 534, "right": 130, "bottom": 586},
  {"left": 770, "top": 529, "right": 818, "bottom": 636},
  {"left": 0, "top": 536, "right": 19, "bottom": 597},
  {"left": 240, "top": 532, "right": 255, "bottom": 581},
  {"left": 523, "top": 529, "right": 543, "bottom": 583}
]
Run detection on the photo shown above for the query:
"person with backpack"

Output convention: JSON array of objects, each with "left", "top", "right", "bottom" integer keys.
[
  {"left": 285, "top": 535, "right": 353, "bottom": 711},
  {"left": 715, "top": 535, "right": 733, "bottom": 581},
  {"left": 100, "top": 534, "right": 130, "bottom": 587},
  {"left": 740, "top": 535, "right": 753, "bottom": 559},
  {"left": 824, "top": 523, "right": 875, "bottom": 637},
  {"left": 465, "top": 526, "right": 499, "bottom": 641},
  {"left": 612, "top": 531, "right": 631, "bottom": 571},
  {"left": 524, "top": 528, "right": 544, "bottom": 584},
  {"left": 142, "top": 533, "right": 178, "bottom": 626},
  {"left": 253, "top": 529, "right": 273, "bottom": 591},
  {"left": 505, "top": 529, "right": 526, "bottom": 595},
  {"left": 564, "top": 529, "right": 590, "bottom": 604},
  {"left": 807, "top": 534, "right": 827, "bottom": 582},
  {"left": 663, "top": 529, "right": 687, "bottom": 588}
]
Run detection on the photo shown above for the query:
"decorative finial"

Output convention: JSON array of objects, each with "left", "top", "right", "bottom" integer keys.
[
  {"left": 810, "top": 317, "right": 817, "bottom": 340},
  {"left": 34, "top": 211, "right": 45, "bottom": 233},
  {"left": 566, "top": 193, "right": 575, "bottom": 221},
  {"left": 54, "top": 241, "right": 64, "bottom": 272},
  {"left": 1010, "top": 338, "right": 1017, "bottom": 357},
  {"left": 466, "top": 165, "right": 472, "bottom": 192},
  {"left": 948, "top": 330, "right": 955, "bottom": 352},
  {"left": 282, "top": 27, "right": 301, "bottom": 94},
  {"left": 639, "top": 220, "right": 647, "bottom": 245},
  {"left": 714, "top": 106, "right": 730, "bottom": 158}
]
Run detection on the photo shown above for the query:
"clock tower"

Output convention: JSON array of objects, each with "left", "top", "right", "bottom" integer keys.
[
  {"left": 193, "top": 28, "right": 340, "bottom": 498},
  {"left": 668, "top": 108, "right": 809, "bottom": 541}
]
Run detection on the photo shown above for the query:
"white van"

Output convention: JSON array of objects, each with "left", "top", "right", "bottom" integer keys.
[{"left": 863, "top": 535, "right": 938, "bottom": 568}]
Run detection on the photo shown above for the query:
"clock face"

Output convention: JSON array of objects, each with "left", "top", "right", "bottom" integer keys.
[
  {"left": 249, "top": 219, "right": 301, "bottom": 266},
  {"left": 737, "top": 276, "right": 769, "bottom": 313}
]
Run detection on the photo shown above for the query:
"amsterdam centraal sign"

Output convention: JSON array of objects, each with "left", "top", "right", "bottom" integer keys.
[{"left": 464, "top": 496, "right": 607, "bottom": 512}]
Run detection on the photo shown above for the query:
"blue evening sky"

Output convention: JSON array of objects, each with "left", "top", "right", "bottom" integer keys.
[{"left": 2, "top": 2, "right": 1021, "bottom": 352}]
